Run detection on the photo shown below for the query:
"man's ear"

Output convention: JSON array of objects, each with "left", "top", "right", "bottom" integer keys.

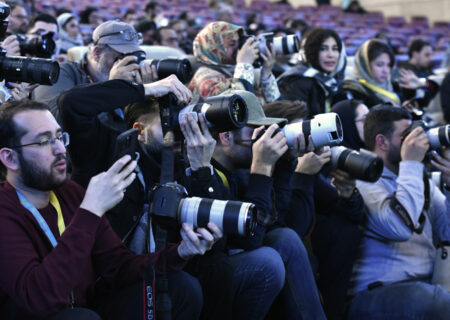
[
  {"left": 218, "top": 131, "right": 232, "bottom": 146},
  {"left": 375, "top": 134, "right": 389, "bottom": 152},
  {"left": 132, "top": 122, "right": 145, "bottom": 142},
  {"left": 0, "top": 148, "right": 19, "bottom": 171},
  {"left": 92, "top": 46, "right": 102, "bottom": 62}
]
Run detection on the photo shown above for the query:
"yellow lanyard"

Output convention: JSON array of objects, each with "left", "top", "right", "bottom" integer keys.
[
  {"left": 215, "top": 168, "right": 230, "bottom": 189},
  {"left": 325, "top": 99, "right": 331, "bottom": 113},
  {"left": 49, "top": 191, "right": 65, "bottom": 235},
  {"left": 358, "top": 79, "right": 400, "bottom": 105}
]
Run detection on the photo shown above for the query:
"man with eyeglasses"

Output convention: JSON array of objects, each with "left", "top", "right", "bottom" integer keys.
[
  {"left": 5, "top": 1, "right": 28, "bottom": 35},
  {"left": 33, "top": 20, "right": 155, "bottom": 124},
  {"left": 0, "top": 99, "right": 221, "bottom": 319}
]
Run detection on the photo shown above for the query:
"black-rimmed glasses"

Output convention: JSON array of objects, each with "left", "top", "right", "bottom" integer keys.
[{"left": 10, "top": 132, "right": 70, "bottom": 149}]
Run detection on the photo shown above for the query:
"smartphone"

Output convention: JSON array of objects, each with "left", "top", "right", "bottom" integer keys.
[{"left": 115, "top": 128, "right": 140, "bottom": 165}]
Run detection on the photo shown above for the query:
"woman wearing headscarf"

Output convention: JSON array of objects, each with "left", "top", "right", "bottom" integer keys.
[
  {"left": 277, "top": 27, "right": 346, "bottom": 117},
  {"left": 57, "top": 13, "right": 84, "bottom": 54},
  {"left": 189, "top": 21, "right": 280, "bottom": 102},
  {"left": 331, "top": 99, "right": 369, "bottom": 150}
]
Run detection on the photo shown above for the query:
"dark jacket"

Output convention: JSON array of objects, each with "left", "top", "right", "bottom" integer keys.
[
  {"left": 59, "top": 80, "right": 145, "bottom": 188},
  {"left": 0, "top": 180, "right": 185, "bottom": 320},
  {"left": 441, "top": 72, "right": 450, "bottom": 123}
]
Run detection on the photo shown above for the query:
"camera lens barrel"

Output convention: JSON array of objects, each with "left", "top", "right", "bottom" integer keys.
[
  {"left": 272, "top": 34, "right": 300, "bottom": 55},
  {"left": 283, "top": 112, "right": 343, "bottom": 149},
  {"left": 331, "top": 146, "right": 384, "bottom": 182},
  {"left": 179, "top": 197, "right": 257, "bottom": 236},
  {"left": 427, "top": 125, "right": 450, "bottom": 149},
  {"left": 0, "top": 56, "right": 60, "bottom": 85},
  {"left": 149, "top": 58, "right": 193, "bottom": 83}
]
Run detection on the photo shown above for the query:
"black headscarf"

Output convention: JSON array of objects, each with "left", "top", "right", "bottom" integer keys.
[{"left": 331, "top": 100, "right": 365, "bottom": 150}]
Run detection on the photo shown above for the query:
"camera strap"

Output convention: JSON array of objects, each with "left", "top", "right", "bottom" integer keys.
[{"left": 389, "top": 169, "right": 430, "bottom": 234}]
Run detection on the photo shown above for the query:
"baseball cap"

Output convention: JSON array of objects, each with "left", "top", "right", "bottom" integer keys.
[
  {"left": 92, "top": 20, "right": 142, "bottom": 54},
  {"left": 219, "top": 89, "right": 287, "bottom": 127}
]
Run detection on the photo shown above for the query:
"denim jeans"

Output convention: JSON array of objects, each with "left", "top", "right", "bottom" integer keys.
[
  {"left": 228, "top": 246, "right": 285, "bottom": 320},
  {"left": 264, "top": 228, "right": 326, "bottom": 320},
  {"left": 348, "top": 281, "right": 450, "bottom": 320}
]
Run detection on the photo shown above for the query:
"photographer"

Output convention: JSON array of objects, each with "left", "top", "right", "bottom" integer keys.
[
  {"left": 34, "top": 20, "right": 153, "bottom": 123},
  {"left": 188, "top": 21, "right": 280, "bottom": 102},
  {"left": 0, "top": 99, "right": 220, "bottom": 320},
  {"left": 348, "top": 105, "right": 450, "bottom": 319},
  {"left": 263, "top": 99, "right": 365, "bottom": 319},
  {"left": 210, "top": 91, "right": 326, "bottom": 319},
  {"left": 5, "top": 1, "right": 27, "bottom": 35}
]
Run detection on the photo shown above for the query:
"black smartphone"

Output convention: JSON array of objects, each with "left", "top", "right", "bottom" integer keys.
[{"left": 116, "top": 128, "right": 140, "bottom": 165}]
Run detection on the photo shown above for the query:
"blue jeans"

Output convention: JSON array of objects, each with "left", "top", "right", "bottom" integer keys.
[
  {"left": 348, "top": 281, "right": 450, "bottom": 320},
  {"left": 228, "top": 246, "right": 285, "bottom": 320},
  {"left": 264, "top": 228, "right": 326, "bottom": 320}
]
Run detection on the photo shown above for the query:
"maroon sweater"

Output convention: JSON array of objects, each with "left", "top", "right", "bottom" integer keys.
[{"left": 0, "top": 180, "right": 186, "bottom": 319}]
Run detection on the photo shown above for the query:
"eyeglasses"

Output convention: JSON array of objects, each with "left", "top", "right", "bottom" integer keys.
[
  {"left": 10, "top": 132, "right": 70, "bottom": 149},
  {"left": 95, "top": 30, "right": 143, "bottom": 44}
]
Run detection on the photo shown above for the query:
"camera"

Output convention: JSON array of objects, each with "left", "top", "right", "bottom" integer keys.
[
  {"left": 405, "top": 121, "right": 450, "bottom": 149},
  {"left": 149, "top": 182, "right": 257, "bottom": 236},
  {"left": 16, "top": 32, "right": 57, "bottom": 58},
  {"left": 283, "top": 112, "right": 343, "bottom": 149},
  {"left": 324, "top": 146, "right": 384, "bottom": 182},
  {"left": 118, "top": 50, "right": 193, "bottom": 83},
  {"left": 239, "top": 32, "right": 300, "bottom": 68},
  {"left": 0, "top": 3, "right": 10, "bottom": 38},
  {"left": 159, "top": 92, "right": 248, "bottom": 136}
]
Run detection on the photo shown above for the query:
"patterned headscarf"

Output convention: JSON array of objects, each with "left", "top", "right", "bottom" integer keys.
[{"left": 193, "top": 21, "right": 243, "bottom": 66}]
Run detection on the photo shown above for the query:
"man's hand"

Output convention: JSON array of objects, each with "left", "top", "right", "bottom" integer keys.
[
  {"left": 109, "top": 56, "right": 140, "bottom": 81},
  {"left": 290, "top": 133, "right": 313, "bottom": 158},
  {"left": 401, "top": 126, "right": 429, "bottom": 162},
  {"left": 295, "top": 146, "right": 331, "bottom": 175},
  {"left": 431, "top": 148, "right": 450, "bottom": 186},
  {"left": 1, "top": 35, "right": 20, "bottom": 56},
  {"left": 251, "top": 124, "right": 288, "bottom": 176},
  {"left": 261, "top": 43, "right": 276, "bottom": 79},
  {"left": 139, "top": 61, "right": 158, "bottom": 84},
  {"left": 331, "top": 169, "right": 356, "bottom": 199},
  {"left": 8, "top": 82, "right": 39, "bottom": 101},
  {"left": 80, "top": 155, "right": 137, "bottom": 217},
  {"left": 399, "top": 68, "right": 426, "bottom": 90},
  {"left": 180, "top": 113, "right": 216, "bottom": 171},
  {"left": 143, "top": 74, "right": 192, "bottom": 105},
  {"left": 236, "top": 37, "right": 259, "bottom": 64},
  {"left": 177, "top": 222, "right": 222, "bottom": 260}
]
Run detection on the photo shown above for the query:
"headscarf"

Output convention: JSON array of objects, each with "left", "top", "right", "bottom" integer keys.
[
  {"left": 57, "top": 13, "right": 84, "bottom": 53},
  {"left": 193, "top": 21, "right": 243, "bottom": 66},
  {"left": 331, "top": 100, "right": 365, "bottom": 150},
  {"left": 352, "top": 39, "right": 400, "bottom": 105}
]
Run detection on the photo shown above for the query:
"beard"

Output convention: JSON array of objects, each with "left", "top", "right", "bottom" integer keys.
[
  {"left": 18, "top": 153, "right": 67, "bottom": 191},
  {"left": 387, "top": 143, "right": 402, "bottom": 167}
]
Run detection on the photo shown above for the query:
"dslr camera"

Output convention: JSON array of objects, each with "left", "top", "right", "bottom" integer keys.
[
  {"left": 16, "top": 32, "right": 57, "bottom": 58},
  {"left": 158, "top": 92, "right": 248, "bottom": 139},
  {"left": 118, "top": 50, "right": 193, "bottom": 83},
  {"left": 150, "top": 182, "right": 257, "bottom": 236},
  {"left": 239, "top": 32, "right": 300, "bottom": 68},
  {"left": 404, "top": 120, "right": 450, "bottom": 150},
  {"left": 0, "top": 3, "right": 59, "bottom": 85}
]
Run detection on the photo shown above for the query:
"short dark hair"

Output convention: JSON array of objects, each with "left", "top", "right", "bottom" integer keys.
[
  {"left": 303, "top": 28, "right": 342, "bottom": 72},
  {"left": 262, "top": 100, "right": 308, "bottom": 123},
  {"left": 363, "top": 104, "right": 411, "bottom": 151},
  {"left": 5, "top": 0, "right": 23, "bottom": 13},
  {"left": 124, "top": 97, "right": 160, "bottom": 130},
  {"left": 153, "top": 26, "right": 173, "bottom": 44},
  {"left": 0, "top": 100, "right": 50, "bottom": 172},
  {"left": 408, "top": 39, "right": 432, "bottom": 58},
  {"left": 135, "top": 19, "right": 157, "bottom": 33},
  {"left": 367, "top": 39, "right": 395, "bottom": 68},
  {"left": 27, "top": 13, "right": 58, "bottom": 32},
  {"left": 145, "top": 2, "right": 160, "bottom": 13},
  {"left": 80, "top": 7, "right": 98, "bottom": 24}
]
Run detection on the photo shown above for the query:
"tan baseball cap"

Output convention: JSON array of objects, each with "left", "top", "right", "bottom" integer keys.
[{"left": 219, "top": 89, "right": 287, "bottom": 127}]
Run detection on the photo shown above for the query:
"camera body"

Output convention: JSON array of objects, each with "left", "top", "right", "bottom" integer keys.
[
  {"left": 16, "top": 32, "right": 57, "bottom": 58},
  {"left": 149, "top": 182, "right": 257, "bottom": 236},
  {"left": 239, "top": 32, "right": 300, "bottom": 68}
]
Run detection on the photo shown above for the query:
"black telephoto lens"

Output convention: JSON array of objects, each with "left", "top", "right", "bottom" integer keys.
[
  {"left": 151, "top": 58, "right": 193, "bottom": 83},
  {"left": 0, "top": 56, "right": 60, "bottom": 85},
  {"left": 18, "top": 32, "right": 56, "bottom": 58},
  {"left": 333, "top": 147, "right": 384, "bottom": 182}
]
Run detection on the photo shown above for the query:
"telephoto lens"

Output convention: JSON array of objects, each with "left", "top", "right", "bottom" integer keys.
[
  {"left": 178, "top": 94, "right": 248, "bottom": 132},
  {"left": 329, "top": 146, "right": 384, "bottom": 182},
  {"left": 268, "top": 34, "right": 300, "bottom": 55},
  {"left": 179, "top": 197, "right": 257, "bottom": 236},
  {"left": 17, "top": 32, "right": 57, "bottom": 58},
  {"left": 144, "top": 58, "right": 193, "bottom": 83},
  {"left": 427, "top": 125, "right": 450, "bottom": 149},
  {"left": 283, "top": 112, "right": 343, "bottom": 149},
  {"left": 0, "top": 56, "right": 60, "bottom": 85}
]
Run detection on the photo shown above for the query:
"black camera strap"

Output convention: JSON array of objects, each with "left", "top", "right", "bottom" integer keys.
[{"left": 389, "top": 169, "right": 430, "bottom": 234}]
